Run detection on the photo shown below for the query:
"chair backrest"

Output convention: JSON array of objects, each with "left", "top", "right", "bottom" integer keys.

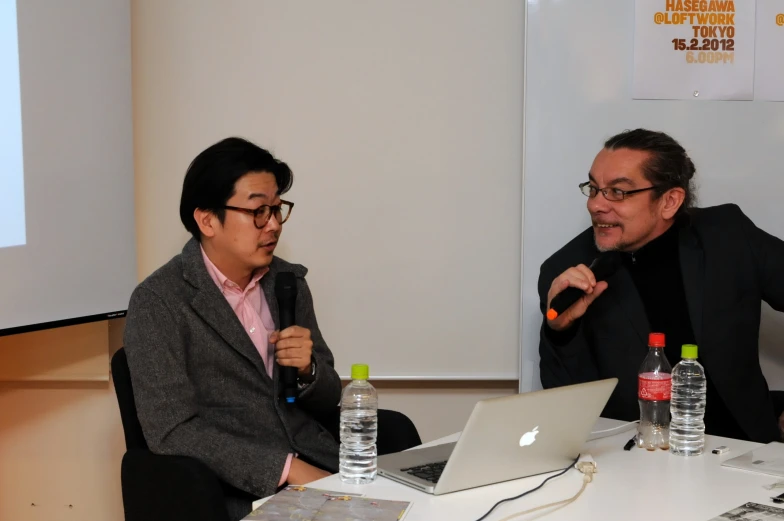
[{"left": 111, "top": 347, "right": 149, "bottom": 451}]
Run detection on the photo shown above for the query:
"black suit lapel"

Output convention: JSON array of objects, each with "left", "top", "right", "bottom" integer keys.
[
  {"left": 607, "top": 265, "right": 650, "bottom": 346},
  {"left": 679, "top": 227, "right": 705, "bottom": 347}
]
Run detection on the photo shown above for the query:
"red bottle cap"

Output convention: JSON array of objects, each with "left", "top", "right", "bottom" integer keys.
[{"left": 648, "top": 332, "right": 665, "bottom": 347}]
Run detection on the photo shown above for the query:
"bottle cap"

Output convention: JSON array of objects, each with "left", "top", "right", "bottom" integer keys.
[
  {"left": 648, "top": 332, "right": 665, "bottom": 347},
  {"left": 351, "top": 364, "right": 369, "bottom": 380},
  {"left": 681, "top": 344, "right": 698, "bottom": 359}
]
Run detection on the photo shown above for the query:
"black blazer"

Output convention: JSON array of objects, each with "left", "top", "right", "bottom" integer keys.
[{"left": 538, "top": 204, "right": 784, "bottom": 443}]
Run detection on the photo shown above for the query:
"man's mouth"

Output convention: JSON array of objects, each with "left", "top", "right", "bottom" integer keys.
[
  {"left": 594, "top": 223, "right": 619, "bottom": 229},
  {"left": 261, "top": 241, "right": 277, "bottom": 249}
]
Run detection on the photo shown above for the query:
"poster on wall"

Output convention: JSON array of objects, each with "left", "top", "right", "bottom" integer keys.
[
  {"left": 754, "top": 0, "right": 784, "bottom": 101},
  {"left": 632, "top": 0, "right": 756, "bottom": 100}
]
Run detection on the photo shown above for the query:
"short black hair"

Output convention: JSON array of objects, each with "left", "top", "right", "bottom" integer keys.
[
  {"left": 179, "top": 137, "right": 293, "bottom": 241},
  {"left": 604, "top": 128, "right": 696, "bottom": 214}
]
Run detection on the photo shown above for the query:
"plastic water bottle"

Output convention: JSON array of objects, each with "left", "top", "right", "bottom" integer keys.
[
  {"left": 669, "top": 344, "right": 707, "bottom": 456},
  {"left": 637, "top": 332, "right": 672, "bottom": 451},
  {"left": 339, "top": 364, "right": 378, "bottom": 484}
]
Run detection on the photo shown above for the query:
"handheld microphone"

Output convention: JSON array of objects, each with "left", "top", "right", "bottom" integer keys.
[
  {"left": 546, "top": 252, "right": 622, "bottom": 321},
  {"left": 275, "top": 272, "right": 298, "bottom": 404}
]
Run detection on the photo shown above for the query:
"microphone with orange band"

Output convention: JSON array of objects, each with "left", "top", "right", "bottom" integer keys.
[{"left": 546, "top": 252, "right": 622, "bottom": 321}]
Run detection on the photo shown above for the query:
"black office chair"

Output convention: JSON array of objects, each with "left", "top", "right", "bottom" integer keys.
[
  {"left": 112, "top": 347, "right": 422, "bottom": 521},
  {"left": 112, "top": 347, "right": 232, "bottom": 521}
]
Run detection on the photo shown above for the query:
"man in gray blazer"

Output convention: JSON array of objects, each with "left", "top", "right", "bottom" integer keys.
[{"left": 124, "top": 137, "right": 340, "bottom": 519}]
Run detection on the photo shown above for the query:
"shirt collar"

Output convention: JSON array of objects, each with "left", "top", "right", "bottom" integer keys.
[{"left": 200, "top": 245, "right": 268, "bottom": 293}]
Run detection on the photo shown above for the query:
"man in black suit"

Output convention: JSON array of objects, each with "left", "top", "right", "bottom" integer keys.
[{"left": 538, "top": 128, "right": 784, "bottom": 443}]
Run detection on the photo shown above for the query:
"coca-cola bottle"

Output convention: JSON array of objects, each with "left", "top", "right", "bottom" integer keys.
[{"left": 637, "top": 332, "right": 672, "bottom": 451}]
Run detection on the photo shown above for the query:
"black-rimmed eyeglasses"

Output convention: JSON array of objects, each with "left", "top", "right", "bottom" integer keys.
[
  {"left": 220, "top": 200, "right": 294, "bottom": 229},
  {"left": 579, "top": 182, "right": 658, "bottom": 201}
]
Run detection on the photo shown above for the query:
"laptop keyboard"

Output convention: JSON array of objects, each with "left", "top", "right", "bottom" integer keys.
[{"left": 400, "top": 461, "right": 447, "bottom": 483}]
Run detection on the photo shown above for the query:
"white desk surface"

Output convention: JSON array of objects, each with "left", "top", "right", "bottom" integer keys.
[{"left": 252, "top": 419, "right": 783, "bottom": 520}]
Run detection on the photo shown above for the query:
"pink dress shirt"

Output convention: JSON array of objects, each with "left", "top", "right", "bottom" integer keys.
[{"left": 201, "top": 246, "right": 294, "bottom": 486}]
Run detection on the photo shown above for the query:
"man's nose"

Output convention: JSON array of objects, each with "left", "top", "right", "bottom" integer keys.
[
  {"left": 264, "top": 214, "right": 282, "bottom": 232},
  {"left": 587, "top": 192, "right": 611, "bottom": 213}
]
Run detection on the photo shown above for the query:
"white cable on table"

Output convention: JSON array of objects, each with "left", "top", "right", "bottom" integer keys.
[{"left": 497, "top": 457, "right": 598, "bottom": 521}]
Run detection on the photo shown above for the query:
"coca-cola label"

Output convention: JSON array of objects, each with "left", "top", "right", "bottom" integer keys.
[{"left": 638, "top": 372, "right": 672, "bottom": 401}]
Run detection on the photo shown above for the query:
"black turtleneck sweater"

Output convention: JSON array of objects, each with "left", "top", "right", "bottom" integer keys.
[{"left": 624, "top": 223, "right": 747, "bottom": 440}]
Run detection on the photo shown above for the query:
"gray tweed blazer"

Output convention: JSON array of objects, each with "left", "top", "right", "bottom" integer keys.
[{"left": 123, "top": 238, "right": 341, "bottom": 513}]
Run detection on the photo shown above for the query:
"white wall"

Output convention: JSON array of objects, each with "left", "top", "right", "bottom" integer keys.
[{"left": 133, "top": 0, "right": 525, "bottom": 380}]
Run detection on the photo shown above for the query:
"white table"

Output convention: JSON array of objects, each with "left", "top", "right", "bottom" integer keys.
[{"left": 253, "top": 419, "right": 783, "bottom": 520}]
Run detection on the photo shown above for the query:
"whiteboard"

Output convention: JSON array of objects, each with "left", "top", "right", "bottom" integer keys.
[
  {"left": 133, "top": 0, "right": 525, "bottom": 380},
  {"left": 520, "top": 0, "right": 784, "bottom": 392}
]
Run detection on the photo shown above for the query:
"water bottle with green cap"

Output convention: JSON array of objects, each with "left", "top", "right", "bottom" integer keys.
[
  {"left": 339, "top": 363, "right": 378, "bottom": 483},
  {"left": 669, "top": 344, "right": 707, "bottom": 456}
]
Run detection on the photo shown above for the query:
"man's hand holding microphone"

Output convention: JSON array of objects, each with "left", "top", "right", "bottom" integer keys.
[{"left": 545, "top": 253, "right": 622, "bottom": 331}]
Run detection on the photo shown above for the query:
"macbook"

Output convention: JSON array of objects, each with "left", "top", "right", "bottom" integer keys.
[{"left": 377, "top": 378, "right": 618, "bottom": 495}]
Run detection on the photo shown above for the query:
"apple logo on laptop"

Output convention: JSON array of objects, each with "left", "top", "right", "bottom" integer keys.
[{"left": 519, "top": 426, "right": 539, "bottom": 447}]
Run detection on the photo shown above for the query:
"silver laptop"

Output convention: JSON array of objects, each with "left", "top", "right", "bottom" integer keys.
[{"left": 377, "top": 378, "right": 618, "bottom": 495}]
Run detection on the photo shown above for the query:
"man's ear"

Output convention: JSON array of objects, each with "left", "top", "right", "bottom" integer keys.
[
  {"left": 194, "top": 208, "right": 219, "bottom": 238},
  {"left": 660, "top": 188, "right": 685, "bottom": 220}
]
